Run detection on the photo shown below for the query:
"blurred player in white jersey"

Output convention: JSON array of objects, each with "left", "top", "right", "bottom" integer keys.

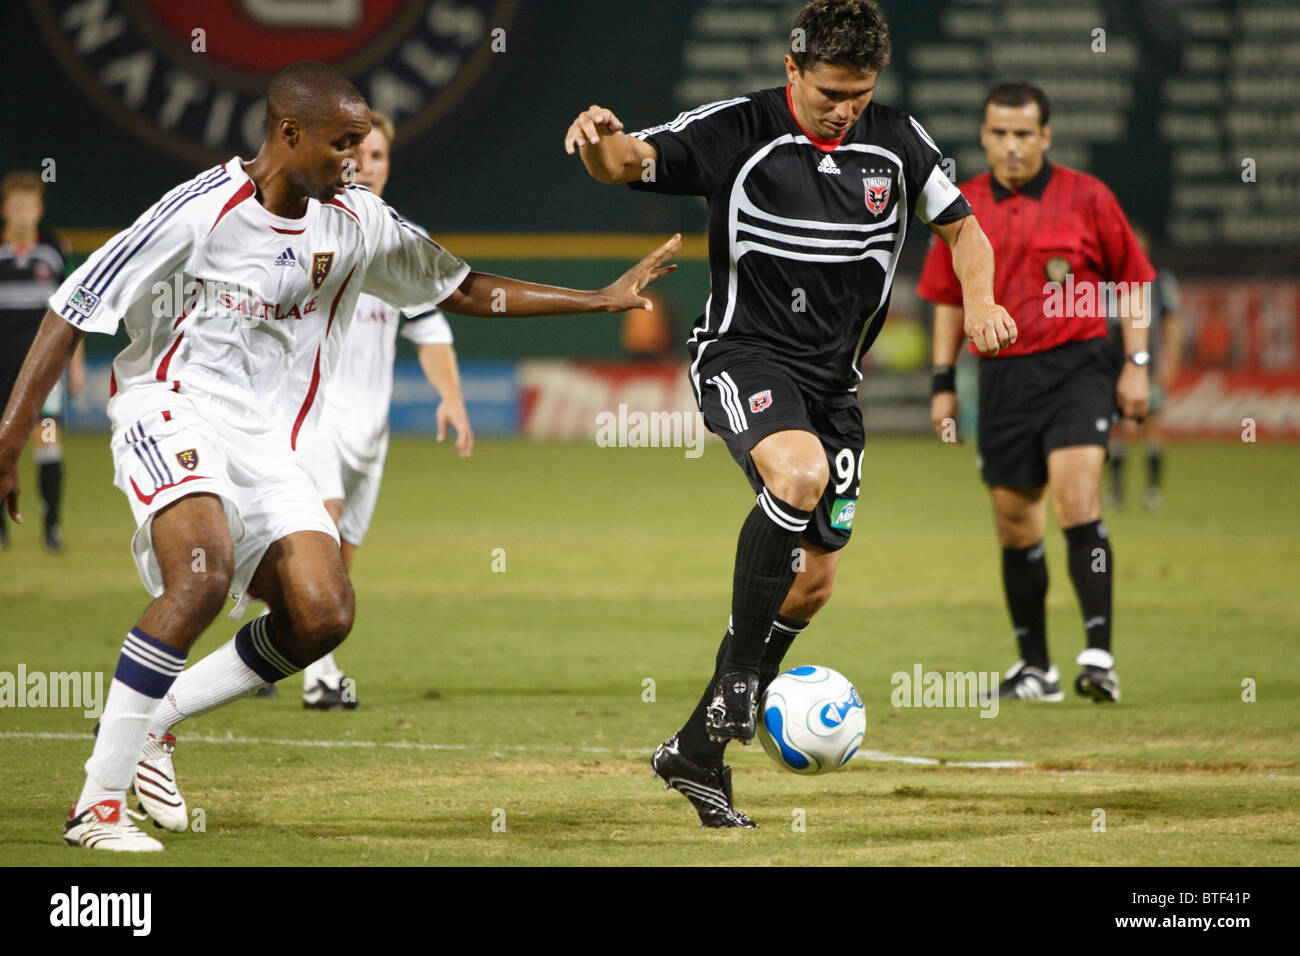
[
  {"left": 0, "top": 61, "right": 680, "bottom": 852},
  {"left": 293, "top": 111, "right": 474, "bottom": 709}
]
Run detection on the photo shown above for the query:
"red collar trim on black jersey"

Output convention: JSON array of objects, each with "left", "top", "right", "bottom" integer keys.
[
  {"left": 785, "top": 85, "right": 845, "bottom": 153},
  {"left": 991, "top": 161, "right": 1053, "bottom": 202}
]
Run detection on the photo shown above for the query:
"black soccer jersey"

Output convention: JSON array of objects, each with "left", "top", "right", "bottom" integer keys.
[
  {"left": 629, "top": 86, "right": 970, "bottom": 396},
  {"left": 1, "top": 228, "right": 67, "bottom": 333}
]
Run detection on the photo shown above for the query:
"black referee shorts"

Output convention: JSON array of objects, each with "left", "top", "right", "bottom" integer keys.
[
  {"left": 1, "top": 314, "right": 44, "bottom": 405},
  {"left": 977, "top": 336, "right": 1116, "bottom": 489},
  {"left": 697, "top": 354, "right": 864, "bottom": 552}
]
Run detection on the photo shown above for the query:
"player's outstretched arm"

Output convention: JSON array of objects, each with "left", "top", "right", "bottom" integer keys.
[
  {"left": 0, "top": 311, "right": 85, "bottom": 521},
  {"left": 563, "top": 105, "right": 657, "bottom": 184},
  {"left": 930, "top": 215, "right": 1017, "bottom": 356},
  {"left": 440, "top": 234, "right": 680, "bottom": 317}
]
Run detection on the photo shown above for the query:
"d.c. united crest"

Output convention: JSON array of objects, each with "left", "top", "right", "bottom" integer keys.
[
  {"left": 749, "top": 389, "right": 773, "bottom": 413},
  {"left": 864, "top": 176, "right": 891, "bottom": 215},
  {"left": 312, "top": 252, "right": 335, "bottom": 291}
]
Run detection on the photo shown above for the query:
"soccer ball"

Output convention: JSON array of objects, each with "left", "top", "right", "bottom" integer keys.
[{"left": 757, "top": 666, "right": 865, "bottom": 775}]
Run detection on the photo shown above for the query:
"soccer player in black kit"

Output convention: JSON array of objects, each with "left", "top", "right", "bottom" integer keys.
[
  {"left": 0, "top": 171, "right": 77, "bottom": 551},
  {"left": 566, "top": 0, "right": 1015, "bottom": 827}
]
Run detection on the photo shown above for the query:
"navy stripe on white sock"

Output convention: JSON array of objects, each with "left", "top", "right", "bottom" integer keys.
[
  {"left": 234, "top": 614, "right": 301, "bottom": 683},
  {"left": 114, "top": 627, "right": 187, "bottom": 698},
  {"left": 756, "top": 488, "right": 811, "bottom": 533}
]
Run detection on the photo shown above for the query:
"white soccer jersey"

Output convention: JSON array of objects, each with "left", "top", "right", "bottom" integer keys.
[
  {"left": 318, "top": 292, "right": 453, "bottom": 471},
  {"left": 49, "top": 159, "right": 469, "bottom": 447}
]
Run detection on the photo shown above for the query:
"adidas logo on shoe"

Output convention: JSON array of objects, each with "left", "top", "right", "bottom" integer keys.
[{"left": 817, "top": 155, "right": 840, "bottom": 175}]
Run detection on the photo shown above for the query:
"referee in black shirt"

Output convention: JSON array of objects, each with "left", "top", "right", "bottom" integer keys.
[
  {"left": 566, "top": 0, "right": 1015, "bottom": 828},
  {"left": 0, "top": 170, "right": 79, "bottom": 550}
]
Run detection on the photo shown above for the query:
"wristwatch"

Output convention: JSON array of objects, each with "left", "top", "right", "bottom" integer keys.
[{"left": 1126, "top": 350, "right": 1150, "bottom": 367}]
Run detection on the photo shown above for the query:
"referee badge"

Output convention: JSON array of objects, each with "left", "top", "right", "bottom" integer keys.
[
  {"left": 311, "top": 252, "right": 335, "bottom": 290},
  {"left": 864, "top": 176, "right": 891, "bottom": 215},
  {"left": 1044, "top": 256, "right": 1071, "bottom": 284},
  {"left": 175, "top": 449, "right": 200, "bottom": 471}
]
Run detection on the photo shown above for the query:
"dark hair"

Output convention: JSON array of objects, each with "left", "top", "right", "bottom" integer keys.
[
  {"left": 790, "top": 0, "right": 891, "bottom": 74},
  {"left": 266, "top": 61, "right": 367, "bottom": 134},
  {"left": 982, "top": 80, "right": 1051, "bottom": 126}
]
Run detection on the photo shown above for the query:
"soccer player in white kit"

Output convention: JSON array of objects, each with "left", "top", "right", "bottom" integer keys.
[
  {"left": 293, "top": 111, "right": 474, "bottom": 709},
  {"left": 0, "top": 62, "right": 680, "bottom": 851}
]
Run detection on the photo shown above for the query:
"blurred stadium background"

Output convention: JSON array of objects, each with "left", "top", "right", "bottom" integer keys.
[{"left": 4, "top": 0, "right": 1298, "bottom": 443}]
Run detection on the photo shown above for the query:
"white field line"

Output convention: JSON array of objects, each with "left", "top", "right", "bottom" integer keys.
[
  {"left": 0, "top": 729, "right": 1022, "bottom": 765},
  {"left": 3, "top": 732, "right": 1297, "bottom": 778}
]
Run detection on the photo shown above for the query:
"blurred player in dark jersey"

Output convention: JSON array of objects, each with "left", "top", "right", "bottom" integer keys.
[
  {"left": 568, "top": 0, "right": 1015, "bottom": 827},
  {"left": 1106, "top": 226, "right": 1181, "bottom": 512},
  {"left": 919, "top": 81, "right": 1155, "bottom": 706},
  {"left": 0, "top": 171, "right": 82, "bottom": 551}
]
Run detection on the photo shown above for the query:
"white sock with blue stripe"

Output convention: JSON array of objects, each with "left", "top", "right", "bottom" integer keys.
[
  {"left": 76, "top": 627, "right": 187, "bottom": 815},
  {"left": 149, "top": 613, "right": 302, "bottom": 734}
]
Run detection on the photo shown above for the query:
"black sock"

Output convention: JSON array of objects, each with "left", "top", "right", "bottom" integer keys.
[
  {"left": 39, "top": 459, "right": 63, "bottom": 532},
  {"left": 1064, "top": 520, "right": 1112, "bottom": 653},
  {"left": 760, "top": 614, "right": 808, "bottom": 693},
  {"left": 677, "top": 613, "right": 810, "bottom": 769},
  {"left": 722, "top": 489, "right": 812, "bottom": 674},
  {"left": 1002, "top": 543, "right": 1049, "bottom": 670},
  {"left": 1109, "top": 447, "right": 1125, "bottom": 499},
  {"left": 677, "top": 623, "right": 733, "bottom": 769},
  {"left": 1147, "top": 448, "right": 1163, "bottom": 490}
]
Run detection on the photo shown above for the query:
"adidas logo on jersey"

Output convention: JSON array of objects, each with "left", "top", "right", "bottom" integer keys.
[
  {"left": 274, "top": 247, "right": 297, "bottom": 267},
  {"left": 817, "top": 155, "right": 840, "bottom": 175}
]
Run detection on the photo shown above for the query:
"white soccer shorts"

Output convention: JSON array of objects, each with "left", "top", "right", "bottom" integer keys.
[
  {"left": 296, "top": 423, "right": 384, "bottom": 547},
  {"left": 109, "top": 392, "right": 339, "bottom": 614}
]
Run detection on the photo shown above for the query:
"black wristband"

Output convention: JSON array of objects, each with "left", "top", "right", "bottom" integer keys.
[{"left": 932, "top": 365, "right": 956, "bottom": 395}]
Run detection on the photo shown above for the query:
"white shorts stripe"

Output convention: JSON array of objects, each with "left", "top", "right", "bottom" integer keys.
[
  {"left": 718, "top": 372, "right": 749, "bottom": 432},
  {"left": 709, "top": 373, "right": 749, "bottom": 435}
]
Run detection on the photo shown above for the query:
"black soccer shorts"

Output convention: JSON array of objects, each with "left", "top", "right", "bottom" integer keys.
[
  {"left": 976, "top": 335, "right": 1116, "bottom": 489},
  {"left": 697, "top": 356, "right": 865, "bottom": 551}
]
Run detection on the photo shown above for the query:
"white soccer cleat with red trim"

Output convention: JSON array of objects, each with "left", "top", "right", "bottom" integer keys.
[
  {"left": 63, "top": 799, "right": 163, "bottom": 852},
  {"left": 134, "top": 732, "right": 189, "bottom": 832}
]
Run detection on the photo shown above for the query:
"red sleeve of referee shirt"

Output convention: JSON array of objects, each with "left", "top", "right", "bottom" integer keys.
[
  {"left": 1093, "top": 183, "right": 1157, "bottom": 286},
  {"left": 917, "top": 232, "right": 963, "bottom": 305}
]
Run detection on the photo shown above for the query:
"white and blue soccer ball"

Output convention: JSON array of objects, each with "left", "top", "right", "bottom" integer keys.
[{"left": 757, "top": 665, "right": 865, "bottom": 775}]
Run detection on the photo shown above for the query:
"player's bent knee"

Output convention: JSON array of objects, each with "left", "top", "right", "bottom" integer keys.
[
  {"left": 295, "top": 592, "right": 356, "bottom": 656},
  {"left": 769, "top": 463, "right": 829, "bottom": 512}
]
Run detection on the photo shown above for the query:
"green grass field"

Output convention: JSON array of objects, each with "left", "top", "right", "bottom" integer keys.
[{"left": 2, "top": 433, "right": 1297, "bottom": 866}]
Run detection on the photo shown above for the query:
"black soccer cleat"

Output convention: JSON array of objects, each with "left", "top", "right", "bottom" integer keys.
[
  {"left": 302, "top": 674, "right": 358, "bottom": 710},
  {"left": 991, "top": 660, "right": 1065, "bottom": 702},
  {"left": 651, "top": 735, "right": 757, "bottom": 829},
  {"left": 704, "top": 669, "right": 759, "bottom": 744},
  {"left": 1074, "top": 649, "right": 1120, "bottom": 703}
]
